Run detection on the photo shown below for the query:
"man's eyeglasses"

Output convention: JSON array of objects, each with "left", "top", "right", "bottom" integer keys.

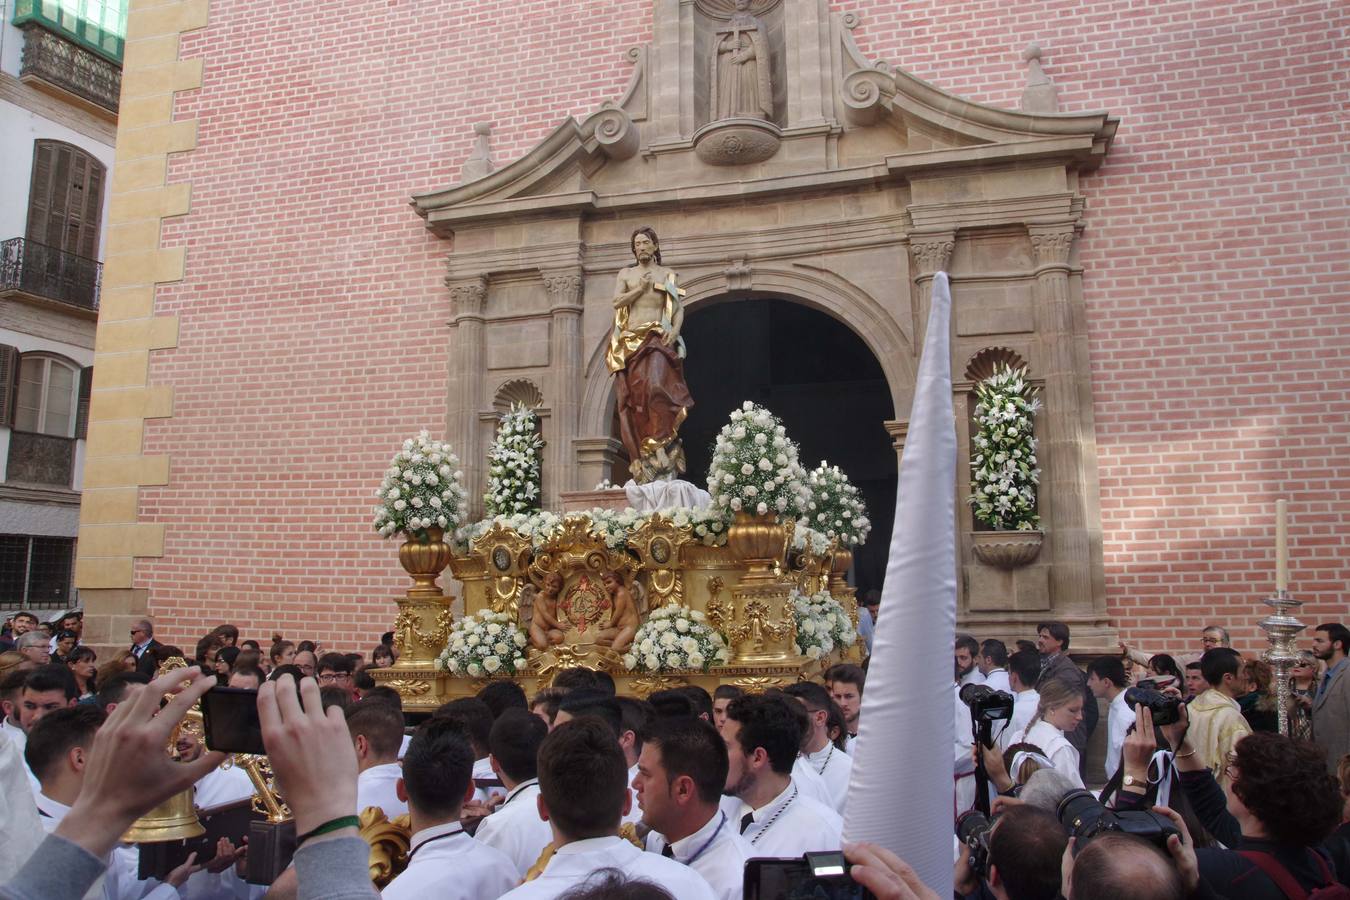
[{"left": 317, "top": 672, "right": 351, "bottom": 684}]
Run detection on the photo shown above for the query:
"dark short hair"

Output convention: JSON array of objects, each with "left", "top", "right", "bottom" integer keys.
[
  {"left": 646, "top": 688, "right": 698, "bottom": 719},
  {"left": 1036, "top": 622, "right": 1070, "bottom": 650},
  {"left": 319, "top": 686, "right": 353, "bottom": 713},
  {"left": 240, "top": 640, "right": 260, "bottom": 652},
  {"left": 346, "top": 701, "right": 405, "bottom": 759},
  {"left": 1148, "top": 654, "right": 1183, "bottom": 681},
  {"left": 713, "top": 684, "right": 745, "bottom": 702},
  {"left": 677, "top": 685, "right": 713, "bottom": 720},
  {"left": 593, "top": 670, "right": 616, "bottom": 696},
  {"left": 824, "top": 663, "right": 865, "bottom": 694},
  {"left": 268, "top": 639, "right": 294, "bottom": 663},
  {"left": 538, "top": 718, "right": 628, "bottom": 840},
  {"left": 402, "top": 717, "right": 474, "bottom": 818},
  {"left": 490, "top": 708, "right": 548, "bottom": 783},
  {"left": 434, "top": 697, "right": 494, "bottom": 757},
  {"left": 552, "top": 667, "right": 600, "bottom": 693},
  {"left": 316, "top": 652, "right": 353, "bottom": 675},
  {"left": 725, "top": 693, "right": 803, "bottom": 775},
  {"left": 558, "top": 689, "right": 623, "bottom": 740},
  {"left": 555, "top": 868, "right": 674, "bottom": 900},
  {"left": 783, "top": 680, "right": 833, "bottom": 714},
  {"left": 296, "top": 641, "right": 316, "bottom": 654},
  {"left": 66, "top": 646, "right": 96, "bottom": 666},
  {"left": 478, "top": 680, "right": 528, "bottom": 720},
  {"left": 230, "top": 665, "right": 263, "bottom": 687},
  {"left": 617, "top": 696, "right": 654, "bottom": 756},
  {"left": 1009, "top": 649, "right": 1042, "bottom": 688},
  {"left": 211, "top": 624, "right": 239, "bottom": 642},
  {"left": 1231, "top": 732, "right": 1341, "bottom": 846},
  {"left": 353, "top": 668, "right": 376, "bottom": 691},
  {"left": 1317, "top": 623, "right": 1350, "bottom": 655},
  {"left": 1200, "top": 647, "right": 1242, "bottom": 687},
  {"left": 13, "top": 612, "right": 37, "bottom": 624},
  {"left": 216, "top": 646, "right": 240, "bottom": 670},
  {"left": 269, "top": 664, "right": 304, "bottom": 683},
  {"left": 24, "top": 705, "right": 106, "bottom": 782},
  {"left": 531, "top": 687, "right": 564, "bottom": 722},
  {"left": 981, "top": 639, "right": 1009, "bottom": 668},
  {"left": 95, "top": 671, "right": 149, "bottom": 708},
  {"left": 988, "top": 805, "right": 1067, "bottom": 900},
  {"left": 642, "top": 716, "right": 727, "bottom": 806},
  {"left": 1184, "top": 661, "right": 1202, "bottom": 672},
  {"left": 24, "top": 665, "right": 78, "bottom": 702},
  {"left": 360, "top": 685, "right": 403, "bottom": 712},
  {"left": 956, "top": 634, "right": 980, "bottom": 656},
  {"left": 1086, "top": 657, "right": 1127, "bottom": 688}
]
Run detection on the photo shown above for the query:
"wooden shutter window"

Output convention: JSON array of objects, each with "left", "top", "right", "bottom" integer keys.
[
  {"left": 26, "top": 140, "right": 106, "bottom": 259},
  {"left": 75, "top": 366, "right": 92, "bottom": 440},
  {"left": 0, "top": 346, "right": 19, "bottom": 428}
]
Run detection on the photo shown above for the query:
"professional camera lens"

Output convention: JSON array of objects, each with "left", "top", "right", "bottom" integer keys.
[
  {"left": 1056, "top": 789, "right": 1111, "bottom": 842},
  {"left": 959, "top": 683, "right": 1016, "bottom": 721},
  {"left": 1124, "top": 687, "right": 1182, "bottom": 727}
]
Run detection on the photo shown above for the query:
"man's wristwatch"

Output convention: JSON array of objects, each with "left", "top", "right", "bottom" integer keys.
[{"left": 1122, "top": 773, "right": 1145, "bottom": 790}]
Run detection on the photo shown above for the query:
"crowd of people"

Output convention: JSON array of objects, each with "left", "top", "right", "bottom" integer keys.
[{"left": 0, "top": 609, "right": 1346, "bottom": 900}]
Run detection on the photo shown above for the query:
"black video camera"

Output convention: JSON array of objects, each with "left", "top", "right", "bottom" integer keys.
[
  {"left": 1057, "top": 789, "right": 1180, "bottom": 852},
  {"left": 959, "top": 683, "right": 1015, "bottom": 723},
  {"left": 956, "top": 810, "right": 995, "bottom": 879},
  {"left": 744, "top": 851, "right": 876, "bottom": 900},
  {"left": 1124, "top": 685, "right": 1182, "bottom": 727}
]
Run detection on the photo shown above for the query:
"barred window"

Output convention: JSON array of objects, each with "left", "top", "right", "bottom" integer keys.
[{"left": 0, "top": 535, "right": 75, "bottom": 609}]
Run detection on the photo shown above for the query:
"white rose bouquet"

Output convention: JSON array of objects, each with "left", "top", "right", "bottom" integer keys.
[
  {"left": 969, "top": 364, "right": 1041, "bottom": 530},
  {"left": 436, "top": 609, "right": 529, "bottom": 677},
  {"left": 622, "top": 605, "right": 732, "bottom": 673},
  {"left": 707, "top": 402, "right": 811, "bottom": 520},
  {"left": 791, "top": 588, "right": 856, "bottom": 660},
  {"left": 485, "top": 403, "right": 544, "bottom": 517},
  {"left": 373, "top": 430, "right": 468, "bottom": 540},
  {"left": 804, "top": 462, "right": 872, "bottom": 547}
]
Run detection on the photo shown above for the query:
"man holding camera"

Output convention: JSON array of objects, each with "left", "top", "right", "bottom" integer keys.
[{"left": 954, "top": 805, "right": 1068, "bottom": 900}]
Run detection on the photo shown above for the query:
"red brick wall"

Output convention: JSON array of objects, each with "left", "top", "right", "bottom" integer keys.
[{"left": 137, "top": 0, "right": 1349, "bottom": 655}]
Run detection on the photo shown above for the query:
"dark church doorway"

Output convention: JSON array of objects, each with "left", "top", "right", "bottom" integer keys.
[{"left": 680, "top": 297, "right": 897, "bottom": 597}]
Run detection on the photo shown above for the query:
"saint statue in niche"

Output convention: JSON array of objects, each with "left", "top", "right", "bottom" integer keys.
[
  {"left": 608, "top": 227, "right": 694, "bottom": 484},
  {"left": 710, "top": 0, "right": 772, "bottom": 122}
]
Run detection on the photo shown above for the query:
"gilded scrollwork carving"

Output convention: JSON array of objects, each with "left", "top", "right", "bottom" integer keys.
[
  {"left": 359, "top": 807, "right": 412, "bottom": 887},
  {"left": 726, "top": 596, "right": 790, "bottom": 652},
  {"left": 384, "top": 678, "right": 433, "bottom": 699},
  {"left": 705, "top": 576, "right": 731, "bottom": 631},
  {"left": 628, "top": 515, "right": 693, "bottom": 610},
  {"left": 392, "top": 607, "right": 452, "bottom": 655}
]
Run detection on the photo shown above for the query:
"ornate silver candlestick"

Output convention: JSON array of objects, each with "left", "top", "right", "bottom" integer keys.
[{"left": 1259, "top": 588, "right": 1305, "bottom": 736}]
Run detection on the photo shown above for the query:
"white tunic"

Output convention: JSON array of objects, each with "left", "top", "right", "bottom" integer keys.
[
  {"left": 983, "top": 669, "right": 1012, "bottom": 695},
  {"left": 194, "top": 763, "right": 256, "bottom": 810},
  {"left": 474, "top": 779, "right": 553, "bottom": 877},
  {"left": 2, "top": 719, "right": 40, "bottom": 798},
  {"left": 959, "top": 668, "right": 986, "bottom": 688},
  {"left": 0, "top": 731, "right": 43, "bottom": 882},
  {"left": 500, "top": 835, "right": 715, "bottom": 900},
  {"left": 357, "top": 762, "right": 408, "bottom": 819},
  {"left": 381, "top": 821, "right": 518, "bottom": 900},
  {"left": 1011, "top": 720, "right": 1084, "bottom": 789},
  {"left": 997, "top": 690, "right": 1039, "bottom": 752},
  {"left": 801, "top": 743, "right": 852, "bottom": 815},
  {"left": 645, "top": 810, "right": 749, "bottom": 900},
  {"left": 789, "top": 756, "right": 834, "bottom": 809},
  {"left": 474, "top": 756, "right": 507, "bottom": 804},
  {"left": 623, "top": 763, "right": 642, "bottom": 825},
  {"left": 844, "top": 733, "right": 857, "bottom": 756},
  {"left": 1104, "top": 689, "right": 1133, "bottom": 782},
  {"left": 723, "top": 780, "right": 843, "bottom": 859}
]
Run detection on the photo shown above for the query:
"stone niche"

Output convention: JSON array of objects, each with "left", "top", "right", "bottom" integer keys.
[{"left": 410, "top": 0, "right": 1119, "bottom": 645}]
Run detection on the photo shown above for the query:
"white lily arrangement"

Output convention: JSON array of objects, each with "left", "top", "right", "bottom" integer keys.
[
  {"left": 622, "top": 605, "right": 732, "bottom": 673},
  {"left": 804, "top": 462, "right": 871, "bottom": 547},
  {"left": 707, "top": 402, "right": 811, "bottom": 520},
  {"left": 969, "top": 364, "right": 1041, "bottom": 530},
  {"left": 435, "top": 609, "right": 529, "bottom": 677},
  {"left": 791, "top": 522, "right": 832, "bottom": 554},
  {"left": 372, "top": 431, "right": 468, "bottom": 540},
  {"left": 791, "top": 588, "right": 856, "bottom": 661},
  {"left": 456, "top": 506, "right": 729, "bottom": 552},
  {"left": 484, "top": 403, "right": 544, "bottom": 517}
]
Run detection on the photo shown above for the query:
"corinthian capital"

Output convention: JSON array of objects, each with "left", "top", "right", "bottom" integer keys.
[
  {"left": 908, "top": 231, "right": 956, "bottom": 277},
  {"left": 541, "top": 270, "right": 583, "bottom": 311},
  {"left": 1028, "top": 224, "right": 1076, "bottom": 268},
  {"left": 446, "top": 275, "right": 488, "bottom": 319}
]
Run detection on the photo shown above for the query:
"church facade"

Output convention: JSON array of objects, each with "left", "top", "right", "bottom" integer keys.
[{"left": 74, "top": 0, "right": 1348, "bottom": 655}]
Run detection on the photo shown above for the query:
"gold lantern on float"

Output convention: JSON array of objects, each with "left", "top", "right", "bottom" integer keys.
[{"left": 122, "top": 657, "right": 205, "bottom": 843}]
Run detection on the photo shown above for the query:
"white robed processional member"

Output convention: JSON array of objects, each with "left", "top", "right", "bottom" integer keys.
[{"left": 843, "top": 272, "right": 960, "bottom": 897}]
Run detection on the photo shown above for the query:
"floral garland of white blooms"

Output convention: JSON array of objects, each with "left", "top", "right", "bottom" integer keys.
[
  {"left": 791, "top": 522, "right": 832, "bottom": 553},
  {"left": 484, "top": 403, "right": 544, "bottom": 517},
  {"left": 969, "top": 364, "right": 1041, "bottom": 530},
  {"left": 372, "top": 431, "right": 469, "bottom": 540},
  {"left": 623, "top": 605, "right": 732, "bottom": 673},
  {"left": 804, "top": 462, "right": 872, "bottom": 547},
  {"left": 456, "top": 506, "right": 729, "bottom": 552},
  {"left": 791, "top": 588, "right": 856, "bottom": 661},
  {"left": 707, "top": 402, "right": 811, "bottom": 520},
  {"left": 435, "top": 610, "right": 529, "bottom": 677}
]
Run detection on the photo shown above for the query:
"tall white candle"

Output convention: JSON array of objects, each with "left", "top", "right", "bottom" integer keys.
[{"left": 1275, "top": 498, "right": 1288, "bottom": 592}]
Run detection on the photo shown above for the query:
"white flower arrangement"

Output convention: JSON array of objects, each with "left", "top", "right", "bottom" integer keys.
[
  {"left": 622, "top": 605, "right": 731, "bottom": 673},
  {"left": 456, "top": 506, "right": 730, "bottom": 552},
  {"left": 593, "top": 478, "right": 616, "bottom": 490},
  {"left": 804, "top": 462, "right": 872, "bottom": 547},
  {"left": 372, "top": 431, "right": 469, "bottom": 540},
  {"left": 435, "top": 609, "right": 529, "bottom": 677},
  {"left": 791, "top": 588, "right": 857, "bottom": 661},
  {"left": 455, "top": 510, "right": 563, "bottom": 551},
  {"left": 969, "top": 364, "right": 1041, "bottom": 531},
  {"left": 791, "top": 522, "right": 832, "bottom": 553},
  {"left": 484, "top": 403, "right": 544, "bottom": 517},
  {"left": 706, "top": 402, "right": 811, "bottom": 520}
]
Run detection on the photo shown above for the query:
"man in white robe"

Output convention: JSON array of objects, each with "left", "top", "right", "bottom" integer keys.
[
  {"left": 718, "top": 693, "right": 842, "bottom": 858},
  {"left": 500, "top": 718, "right": 714, "bottom": 900},
  {"left": 349, "top": 701, "right": 408, "bottom": 818},
  {"left": 636, "top": 716, "right": 749, "bottom": 900},
  {"left": 474, "top": 709, "right": 553, "bottom": 876},
  {"left": 783, "top": 682, "right": 852, "bottom": 815},
  {"left": 380, "top": 717, "right": 518, "bottom": 900},
  {"left": 998, "top": 649, "right": 1042, "bottom": 752}
]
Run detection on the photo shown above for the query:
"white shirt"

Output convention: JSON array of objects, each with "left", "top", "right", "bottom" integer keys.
[
  {"left": 2, "top": 720, "right": 40, "bottom": 798},
  {"left": 623, "top": 763, "right": 642, "bottom": 825},
  {"left": 954, "top": 686, "right": 977, "bottom": 816},
  {"left": 1104, "top": 690, "right": 1133, "bottom": 782},
  {"left": 500, "top": 835, "right": 715, "bottom": 900},
  {"left": 381, "top": 821, "right": 518, "bottom": 900},
  {"left": 844, "top": 733, "right": 857, "bottom": 756},
  {"left": 35, "top": 791, "right": 70, "bottom": 833},
  {"left": 983, "top": 669, "right": 1012, "bottom": 695},
  {"left": 399, "top": 734, "right": 411, "bottom": 760},
  {"left": 357, "top": 762, "right": 408, "bottom": 819},
  {"left": 959, "top": 668, "right": 986, "bottom": 688},
  {"left": 474, "top": 756, "right": 506, "bottom": 804},
  {"left": 1011, "top": 720, "right": 1084, "bottom": 789},
  {"left": 0, "top": 731, "right": 42, "bottom": 884},
  {"left": 475, "top": 779, "right": 553, "bottom": 877},
  {"left": 646, "top": 810, "right": 749, "bottom": 900},
  {"left": 722, "top": 779, "right": 843, "bottom": 858},
  {"left": 802, "top": 743, "right": 852, "bottom": 815},
  {"left": 998, "top": 690, "right": 1039, "bottom": 752},
  {"left": 789, "top": 756, "right": 834, "bottom": 810},
  {"left": 194, "top": 762, "right": 256, "bottom": 810}
]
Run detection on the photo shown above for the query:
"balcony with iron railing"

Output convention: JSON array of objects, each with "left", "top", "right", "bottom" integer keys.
[
  {"left": 12, "top": 0, "right": 124, "bottom": 115},
  {"left": 0, "top": 238, "right": 101, "bottom": 314}
]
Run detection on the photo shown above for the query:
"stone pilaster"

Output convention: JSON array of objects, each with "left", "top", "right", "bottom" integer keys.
[
  {"left": 883, "top": 418, "right": 908, "bottom": 469},
  {"left": 574, "top": 437, "right": 624, "bottom": 493},
  {"left": 1027, "top": 223, "right": 1092, "bottom": 612},
  {"left": 543, "top": 269, "right": 584, "bottom": 506},
  {"left": 908, "top": 231, "right": 955, "bottom": 354},
  {"left": 447, "top": 275, "right": 488, "bottom": 518}
]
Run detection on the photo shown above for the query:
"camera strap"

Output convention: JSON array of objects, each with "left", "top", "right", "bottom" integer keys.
[{"left": 1148, "top": 749, "right": 1177, "bottom": 808}]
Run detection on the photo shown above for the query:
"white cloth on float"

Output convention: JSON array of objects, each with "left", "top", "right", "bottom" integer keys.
[
  {"left": 499, "top": 835, "right": 715, "bottom": 900},
  {"left": 623, "top": 479, "right": 711, "bottom": 512},
  {"left": 381, "top": 821, "right": 518, "bottom": 900}
]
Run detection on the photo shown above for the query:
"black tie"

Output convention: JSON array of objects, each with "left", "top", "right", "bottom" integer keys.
[
  {"left": 661, "top": 843, "right": 674, "bottom": 859},
  {"left": 739, "top": 812, "right": 754, "bottom": 835}
]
